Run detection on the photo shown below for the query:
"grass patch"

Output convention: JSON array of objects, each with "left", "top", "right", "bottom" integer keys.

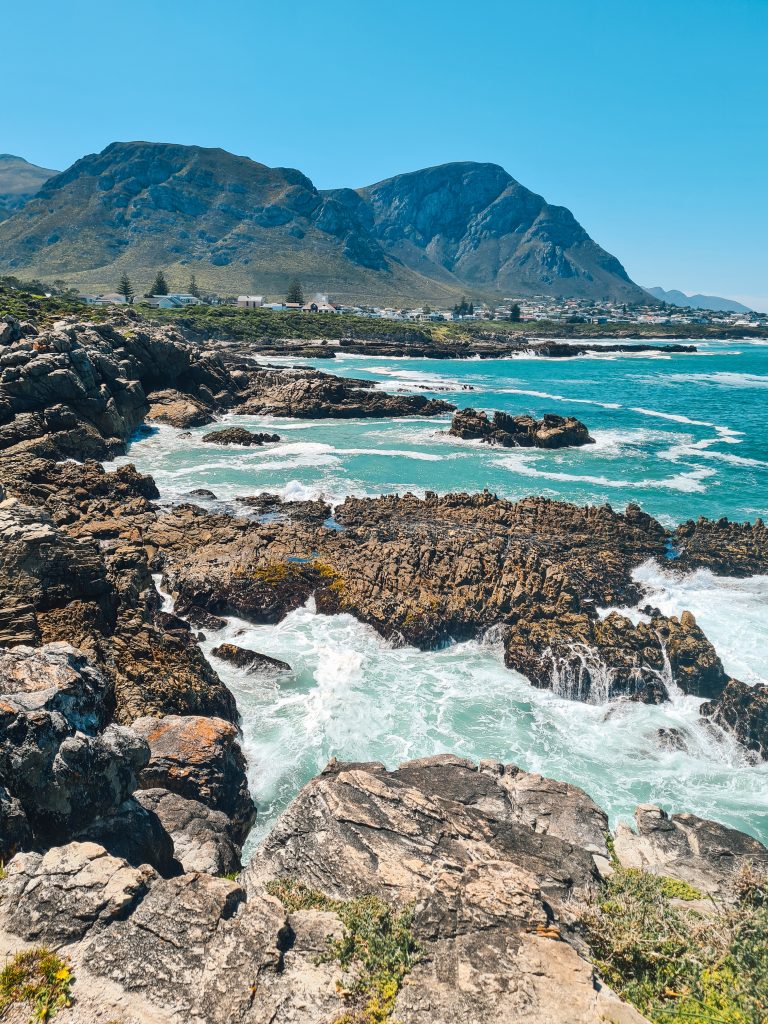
[
  {"left": 658, "top": 876, "right": 703, "bottom": 901},
  {"left": 581, "top": 865, "right": 767, "bottom": 1024},
  {"left": 266, "top": 877, "right": 421, "bottom": 1024},
  {"left": 0, "top": 948, "right": 74, "bottom": 1023}
]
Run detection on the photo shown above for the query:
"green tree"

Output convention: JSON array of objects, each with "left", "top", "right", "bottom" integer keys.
[
  {"left": 152, "top": 271, "right": 169, "bottom": 296},
  {"left": 188, "top": 274, "right": 201, "bottom": 298},
  {"left": 286, "top": 278, "right": 304, "bottom": 305},
  {"left": 509, "top": 302, "right": 521, "bottom": 322},
  {"left": 118, "top": 273, "right": 134, "bottom": 303}
]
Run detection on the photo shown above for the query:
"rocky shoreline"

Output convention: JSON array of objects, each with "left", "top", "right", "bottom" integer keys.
[{"left": 0, "top": 310, "right": 766, "bottom": 1023}]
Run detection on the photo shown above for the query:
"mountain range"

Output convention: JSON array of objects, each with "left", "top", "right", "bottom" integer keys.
[
  {"left": 0, "top": 141, "right": 651, "bottom": 303},
  {"left": 644, "top": 286, "right": 752, "bottom": 314},
  {"left": 0, "top": 154, "right": 58, "bottom": 217}
]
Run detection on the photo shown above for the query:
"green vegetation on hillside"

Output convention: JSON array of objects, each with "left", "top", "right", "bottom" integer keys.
[
  {"left": 2, "top": 278, "right": 766, "bottom": 345},
  {"left": 581, "top": 865, "right": 768, "bottom": 1024},
  {"left": 0, "top": 276, "right": 109, "bottom": 325},
  {"left": 143, "top": 303, "right": 768, "bottom": 345}
]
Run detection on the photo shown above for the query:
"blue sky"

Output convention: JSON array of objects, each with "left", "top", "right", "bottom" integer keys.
[{"left": 4, "top": 0, "right": 767, "bottom": 308}]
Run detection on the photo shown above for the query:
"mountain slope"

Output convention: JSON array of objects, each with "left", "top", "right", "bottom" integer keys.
[
  {"left": 644, "top": 286, "right": 752, "bottom": 313},
  {"left": 0, "top": 142, "right": 649, "bottom": 303},
  {"left": 0, "top": 154, "right": 59, "bottom": 218},
  {"left": 344, "top": 162, "right": 645, "bottom": 301}
]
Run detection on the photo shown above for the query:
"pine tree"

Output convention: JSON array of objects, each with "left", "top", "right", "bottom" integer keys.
[
  {"left": 152, "top": 271, "right": 169, "bottom": 296},
  {"left": 286, "top": 278, "right": 304, "bottom": 305},
  {"left": 509, "top": 302, "right": 521, "bottom": 322},
  {"left": 188, "top": 274, "right": 200, "bottom": 298},
  {"left": 119, "top": 273, "right": 134, "bottom": 303}
]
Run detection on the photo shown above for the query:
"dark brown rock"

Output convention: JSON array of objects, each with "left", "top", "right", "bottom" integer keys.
[
  {"left": 210, "top": 642, "right": 291, "bottom": 674},
  {"left": 450, "top": 406, "right": 594, "bottom": 448},
  {"left": 701, "top": 678, "right": 768, "bottom": 762},
  {"left": 131, "top": 714, "right": 256, "bottom": 844},
  {"left": 201, "top": 427, "right": 280, "bottom": 446}
]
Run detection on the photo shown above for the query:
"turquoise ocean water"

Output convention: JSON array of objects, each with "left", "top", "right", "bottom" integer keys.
[{"left": 118, "top": 340, "right": 768, "bottom": 849}]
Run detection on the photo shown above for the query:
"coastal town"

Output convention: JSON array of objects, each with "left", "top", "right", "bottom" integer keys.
[{"left": 76, "top": 285, "right": 768, "bottom": 330}]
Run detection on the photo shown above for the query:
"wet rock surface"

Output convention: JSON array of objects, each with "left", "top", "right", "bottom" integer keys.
[
  {"left": 450, "top": 406, "right": 594, "bottom": 448},
  {"left": 210, "top": 642, "right": 291, "bottom": 674},
  {"left": 201, "top": 426, "right": 280, "bottom": 446},
  {"left": 701, "top": 677, "right": 768, "bottom": 761}
]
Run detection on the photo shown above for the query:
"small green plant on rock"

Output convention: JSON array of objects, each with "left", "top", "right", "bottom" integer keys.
[
  {"left": 0, "top": 948, "right": 74, "bottom": 1023},
  {"left": 266, "top": 877, "right": 421, "bottom": 1024},
  {"left": 581, "top": 864, "right": 767, "bottom": 1024}
]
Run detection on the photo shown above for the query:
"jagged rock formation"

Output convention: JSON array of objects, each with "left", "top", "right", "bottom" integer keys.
[
  {"left": 672, "top": 515, "right": 768, "bottom": 576},
  {"left": 210, "top": 642, "right": 291, "bottom": 674},
  {"left": 503, "top": 606, "right": 729, "bottom": 704},
  {"left": 701, "top": 678, "right": 768, "bottom": 762},
  {"left": 0, "top": 143, "right": 650, "bottom": 302},
  {"left": 146, "top": 490, "right": 767, "bottom": 752},
  {"left": 614, "top": 804, "right": 768, "bottom": 895},
  {"left": 0, "top": 308, "right": 765, "bottom": 1021},
  {"left": 237, "top": 366, "right": 454, "bottom": 419},
  {"left": 1, "top": 754, "right": 764, "bottom": 1023},
  {"left": 201, "top": 427, "right": 280, "bottom": 446},
  {"left": 450, "top": 406, "right": 594, "bottom": 448}
]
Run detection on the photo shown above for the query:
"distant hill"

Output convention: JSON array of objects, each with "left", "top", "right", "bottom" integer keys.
[
  {"left": 644, "top": 286, "right": 752, "bottom": 314},
  {"left": 0, "top": 141, "right": 650, "bottom": 304},
  {"left": 0, "top": 155, "right": 59, "bottom": 218}
]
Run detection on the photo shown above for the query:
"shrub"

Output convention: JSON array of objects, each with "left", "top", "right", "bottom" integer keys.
[
  {"left": 581, "top": 865, "right": 768, "bottom": 1024},
  {"left": 266, "top": 877, "right": 420, "bottom": 1024},
  {"left": 0, "top": 948, "right": 74, "bottom": 1023}
]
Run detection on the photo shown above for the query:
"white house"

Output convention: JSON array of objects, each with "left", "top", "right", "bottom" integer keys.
[
  {"left": 237, "top": 295, "right": 264, "bottom": 309},
  {"left": 78, "top": 292, "right": 130, "bottom": 305},
  {"left": 144, "top": 294, "right": 203, "bottom": 309}
]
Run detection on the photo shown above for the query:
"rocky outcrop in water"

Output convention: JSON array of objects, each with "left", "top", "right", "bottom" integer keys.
[
  {"left": 450, "top": 406, "right": 594, "bottom": 448},
  {"left": 701, "top": 678, "right": 768, "bottom": 761},
  {"left": 210, "top": 642, "right": 291, "bottom": 674},
  {"left": 201, "top": 426, "right": 280, "bottom": 446},
  {"left": 0, "top": 314, "right": 454, "bottom": 465},
  {"left": 503, "top": 606, "right": 729, "bottom": 704},
  {"left": 239, "top": 366, "right": 454, "bottom": 419},
  {"left": 672, "top": 515, "right": 768, "bottom": 576}
]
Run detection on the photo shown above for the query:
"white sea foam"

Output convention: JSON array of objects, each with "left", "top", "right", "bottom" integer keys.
[
  {"left": 492, "top": 455, "right": 717, "bottom": 493},
  {"left": 631, "top": 406, "right": 743, "bottom": 440},
  {"left": 632, "top": 560, "right": 768, "bottom": 687},
  {"left": 668, "top": 371, "right": 768, "bottom": 389},
  {"left": 500, "top": 387, "right": 622, "bottom": 409},
  {"left": 333, "top": 447, "right": 460, "bottom": 462},
  {"left": 181, "top": 597, "right": 768, "bottom": 852}
]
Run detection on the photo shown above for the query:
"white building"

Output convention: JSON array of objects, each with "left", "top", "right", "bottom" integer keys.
[
  {"left": 237, "top": 295, "right": 264, "bottom": 309},
  {"left": 144, "top": 294, "right": 203, "bottom": 309},
  {"left": 78, "top": 292, "right": 128, "bottom": 305}
]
